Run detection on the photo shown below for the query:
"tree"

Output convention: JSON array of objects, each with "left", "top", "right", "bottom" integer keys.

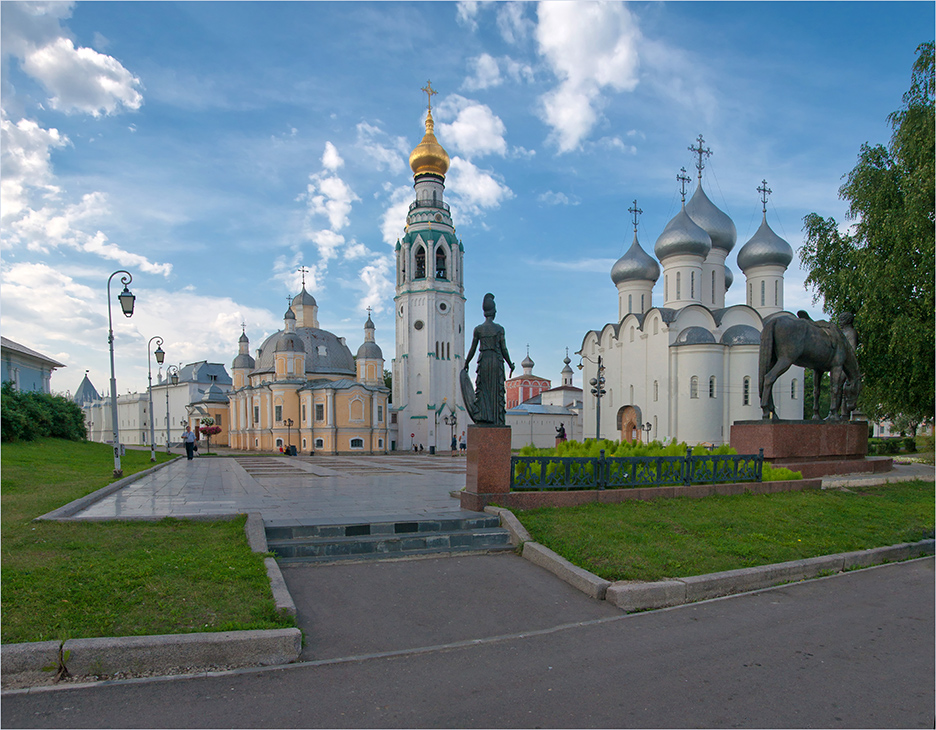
[{"left": 800, "top": 41, "right": 934, "bottom": 426}]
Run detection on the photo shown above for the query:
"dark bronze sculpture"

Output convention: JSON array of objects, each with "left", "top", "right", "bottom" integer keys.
[
  {"left": 461, "top": 293, "right": 514, "bottom": 426},
  {"left": 758, "top": 312, "right": 861, "bottom": 421}
]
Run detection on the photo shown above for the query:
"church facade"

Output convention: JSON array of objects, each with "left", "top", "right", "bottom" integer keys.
[
  {"left": 226, "top": 290, "right": 390, "bottom": 454},
  {"left": 579, "top": 140, "right": 803, "bottom": 446},
  {"left": 390, "top": 83, "right": 466, "bottom": 453}
]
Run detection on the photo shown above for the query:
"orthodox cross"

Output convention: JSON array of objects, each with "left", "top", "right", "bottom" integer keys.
[
  {"left": 628, "top": 199, "right": 643, "bottom": 233},
  {"left": 757, "top": 179, "right": 772, "bottom": 213},
  {"left": 366, "top": 306, "right": 373, "bottom": 319},
  {"left": 677, "top": 167, "right": 692, "bottom": 203},
  {"left": 688, "top": 134, "right": 712, "bottom": 179},
  {"left": 297, "top": 265, "right": 309, "bottom": 288},
  {"left": 241, "top": 321, "right": 246, "bottom": 335},
  {"left": 421, "top": 80, "right": 438, "bottom": 112}
]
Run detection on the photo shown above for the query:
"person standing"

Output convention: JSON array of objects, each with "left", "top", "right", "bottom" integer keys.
[
  {"left": 182, "top": 424, "right": 197, "bottom": 461},
  {"left": 459, "top": 431, "right": 467, "bottom": 454}
]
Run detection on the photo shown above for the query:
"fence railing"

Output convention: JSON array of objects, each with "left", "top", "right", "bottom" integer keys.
[{"left": 510, "top": 448, "right": 764, "bottom": 491}]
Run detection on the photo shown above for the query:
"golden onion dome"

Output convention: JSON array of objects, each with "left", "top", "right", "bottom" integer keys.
[{"left": 409, "top": 109, "right": 450, "bottom": 177}]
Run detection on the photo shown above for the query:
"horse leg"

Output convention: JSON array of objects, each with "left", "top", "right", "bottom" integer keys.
[
  {"left": 812, "top": 369, "right": 823, "bottom": 420},
  {"left": 760, "top": 358, "right": 792, "bottom": 420},
  {"left": 827, "top": 367, "right": 845, "bottom": 421}
]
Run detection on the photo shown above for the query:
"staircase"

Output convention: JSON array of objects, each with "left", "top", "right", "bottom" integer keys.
[{"left": 266, "top": 513, "right": 514, "bottom": 564}]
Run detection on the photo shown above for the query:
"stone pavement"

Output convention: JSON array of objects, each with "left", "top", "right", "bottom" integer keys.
[{"left": 71, "top": 452, "right": 470, "bottom": 524}]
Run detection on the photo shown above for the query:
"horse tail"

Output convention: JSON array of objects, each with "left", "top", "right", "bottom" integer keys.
[{"left": 758, "top": 318, "right": 776, "bottom": 401}]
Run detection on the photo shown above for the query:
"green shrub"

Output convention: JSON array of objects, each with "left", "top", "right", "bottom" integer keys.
[
  {"left": 917, "top": 432, "right": 934, "bottom": 453},
  {"left": 1, "top": 382, "right": 87, "bottom": 442}
]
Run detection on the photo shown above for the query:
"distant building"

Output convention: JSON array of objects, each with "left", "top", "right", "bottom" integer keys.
[
  {"left": 1, "top": 337, "right": 64, "bottom": 393},
  {"left": 227, "top": 290, "right": 390, "bottom": 454},
  {"left": 506, "top": 353, "right": 583, "bottom": 448},
  {"left": 505, "top": 349, "right": 551, "bottom": 409}
]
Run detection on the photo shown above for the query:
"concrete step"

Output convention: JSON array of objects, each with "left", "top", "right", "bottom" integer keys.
[
  {"left": 265, "top": 514, "right": 502, "bottom": 542},
  {"left": 267, "top": 517, "right": 513, "bottom": 564}
]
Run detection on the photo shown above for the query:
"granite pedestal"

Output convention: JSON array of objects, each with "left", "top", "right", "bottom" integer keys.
[{"left": 461, "top": 425, "right": 512, "bottom": 511}]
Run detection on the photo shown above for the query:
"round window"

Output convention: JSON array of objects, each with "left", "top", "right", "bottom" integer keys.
[
  {"left": 435, "top": 214, "right": 442, "bottom": 222},
  {"left": 414, "top": 320, "right": 424, "bottom": 330},
  {"left": 438, "top": 302, "right": 448, "bottom": 313},
  {"left": 399, "top": 306, "right": 404, "bottom": 317}
]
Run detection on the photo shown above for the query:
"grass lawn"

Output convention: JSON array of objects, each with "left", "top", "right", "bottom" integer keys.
[
  {"left": 1, "top": 439, "right": 295, "bottom": 645},
  {"left": 516, "top": 481, "right": 935, "bottom": 583}
]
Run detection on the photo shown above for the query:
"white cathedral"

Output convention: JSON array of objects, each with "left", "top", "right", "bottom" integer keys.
[{"left": 579, "top": 139, "right": 804, "bottom": 446}]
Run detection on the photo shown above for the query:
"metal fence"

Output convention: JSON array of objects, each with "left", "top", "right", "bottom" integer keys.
[{"left": 510, "top": 448, "right": 764, "bottom": 491}]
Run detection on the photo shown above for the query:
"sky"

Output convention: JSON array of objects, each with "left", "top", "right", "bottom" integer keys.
[{"left": 2, "top": 1, "right": 933, "bottom": 399}]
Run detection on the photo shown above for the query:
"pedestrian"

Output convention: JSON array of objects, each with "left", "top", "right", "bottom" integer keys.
[
  {"left": 451, "top": 433, "right": 458, "bottom": 455},
  {"left": 182, "top": 424, "right": 197, "bottom": 461},
  {"left": 459, "top": 431, "right": 467, "bottom": 454}
]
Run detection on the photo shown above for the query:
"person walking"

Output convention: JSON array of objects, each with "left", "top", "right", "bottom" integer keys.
[
  {"left": 451, "top": 433, "right": 458, "bottom": 456},
  {"left": 182, "top": 424, "right": 197, "bottom": 461},
  {"left": 459, "top": 431, "right": 467, "bottom": 455}
]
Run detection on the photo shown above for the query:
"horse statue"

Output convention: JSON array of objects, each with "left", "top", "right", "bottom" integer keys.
[{"left": 758, "top": 312, "right": 861, "bottom": 421}]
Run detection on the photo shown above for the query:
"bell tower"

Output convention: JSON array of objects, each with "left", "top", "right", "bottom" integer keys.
[{"left": 392, "top": 81, "right": 465, "bottom": 451}]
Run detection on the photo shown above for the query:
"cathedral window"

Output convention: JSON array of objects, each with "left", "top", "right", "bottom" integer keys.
[
  {"left": 275, "top": 405, "right": 283, "bottom": 422},
  {"left": 709, "top": 376, "right": 716, "bottom": 398},
  {"left": 690, "top": 376, "right": 699, "bottom": 399},
  {"left": 743, "top": 377, "right": 751, "bottom": 406},
  {"left": 653, "top": 318, "right": 659, "bottom": 335},
  {"left": 315, "top": 438, "right": 324, "bottom": 449},
  {"left": 748, "top": 283, "right": 752, "bottom": 305},
  {"left": 302, "top": 404, "right": 307, "bottom": 423},
  {"left": 377, "top": 405, "right": 384, "bottom": 422},
  {"left": 760, "top": 281, "right": 765, "bottom": 306},
  {"left": 690, "top": 271, "right": 695, "bottom": 299},
  {"left": 628, "top": 294, "right": 632, "bottom": 314},
  {"left": 276, "top": 438, "right": 283, "bottom": 448},
  {"left": 712, "top": 271, "right": 716, "bottom": 304},
  {"left": 253, "top": 406, "right": 260, "bottom": 424},
  {"left": 641, "top": 294, "right": 645, "bottom": 313},
  {"left": 653, "top": 380, "right": 658, "bottom": 401},
  {"left": 665, "top": 275, "right": 669, "bottom": 301},
  {"left": 415, "top": 245, "right": 426, "bottom": 279},
  {"left": 629, "top": 327, "right": 635, "bottom": 342},
  {"left": 435, "top": 246, "right": 447, "bottom": 279},
  {"left": 676, "top": 272, "right": 681, "bottom": 300},
  {"left": 315, "top": 403, "right": 325, "bottom": 421},
  {"left": 775, "top": 280, "right": 779, "bottom": 306},
  {"left": 791, "top": 378, "right": 798, "bottom": 400},
  {"left": 350, "top": 438, "right": 364, "bottom": 449}
]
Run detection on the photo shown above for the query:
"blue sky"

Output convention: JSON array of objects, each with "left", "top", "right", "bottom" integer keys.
[{"left": 2, "top": 1, "right": 932, "bottom": 398}]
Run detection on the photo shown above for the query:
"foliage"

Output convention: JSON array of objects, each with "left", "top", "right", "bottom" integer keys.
[
  {"left": 801, "top": 369, "right": 831, "bottom": 420},
  {"left": 513, "top": 438, "right": 800, "bottom": 484},
  {"left": 1, "top": 438, "right": 293, "bottom": 643},
  {"left": 800, "top": 42, "right": 934, "bottom": 425},
  {"left": 383, "top": 369, "right": 392, "bottom": 400},
  {"left": 198, "top": 418, "right": 222, "bottom": 454},
  {"left": 516, "top": 480, "right": 934, "bottom": 582},
  {"left": 1, "top": 381, "right": 88, "bottom": 442},
  {"left": 868, "top": 437, "right": 917, "bottom": 455}
]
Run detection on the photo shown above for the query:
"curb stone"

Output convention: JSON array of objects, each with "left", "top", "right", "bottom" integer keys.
[
  {"left": 2, "top": 512, "right": 301, "bottom": 689},
  {"left": 484, "top": 505, "right": 531, "bottom": 545},
  {"left": 500, "top": 507, "right": 935, "bottom": 612}
]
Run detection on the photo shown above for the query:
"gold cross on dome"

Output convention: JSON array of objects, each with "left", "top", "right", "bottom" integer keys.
[{"left": 421, "top": 80, "right": 438, "bottom": 112}]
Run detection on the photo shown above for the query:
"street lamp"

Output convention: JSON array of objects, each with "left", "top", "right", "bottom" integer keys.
[
  {"left": 578, "top": 354, "right": 605, "bottom": 440},
  {"left": 642, "top": 421, "right": 653, "bottom": 442},
  {"left": 107, "top": 270, "right": 135, "bottom": 477},
  {"left": 284, "top": 418, "right": 294, "bottom": 453},
  {"left": 443, "top": 411, "right": 457, "bottom": 454},
  {"left": 147, "top": 337, "right": 165, "bottom": 462},
  {"left": 164, "top": 364, "right": 179, "bottom": 454}
]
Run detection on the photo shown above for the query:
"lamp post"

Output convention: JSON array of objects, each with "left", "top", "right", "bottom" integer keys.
[
  {"left": 443, "top": 411, "right": 457, "bottom": 454},
  {"left": 164, "top": 365, "right": 179, "bottom": 453},
  {"left": 107, "top": 270, "right": 135, "bottom": 477},
  {"left": 147, "top": 337, "right": 165, "bottom": 462},
  {"left": 642, "top": 421, "right": 653, "bottom": 442},
  {"left": 284, "top": 418, "right": 293, "bottom": 454},
  {"left": 578, "top": 354, "right": 605, "bottom": 440}
]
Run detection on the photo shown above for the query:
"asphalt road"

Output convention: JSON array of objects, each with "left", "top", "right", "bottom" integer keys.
[{"left": 3, "top": 556, "right": 932, "bottom": 729}]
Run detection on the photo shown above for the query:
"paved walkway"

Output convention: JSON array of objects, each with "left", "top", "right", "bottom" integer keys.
[{"left": 71, "top": 453, "right": 470, "bottom": 525}]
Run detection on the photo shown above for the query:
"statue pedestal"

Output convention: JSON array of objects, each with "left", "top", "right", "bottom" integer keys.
[
  {"left": 729, "top": 420, "right": 888, "bottom": 478},
  {"left": 461, "top": 425, "right": 511, "bottom": 511}
]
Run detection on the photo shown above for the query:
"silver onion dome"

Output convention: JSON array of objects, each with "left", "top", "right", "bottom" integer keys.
[
  {"left": 654, "top": 205, "right": 712, "bottom": 261},
  {"left": 724, "top": 266, "right": 734, "bottom": 291},
  {"left": 292, "top": 286, "right": 317, "bottom": 307},
  {"left": 611, "top": 234, "right": 661, "bottom": 285},
  {"left": 685, "top": 184, "right": 737, "bottom": 253},
  {"left": 356, "top": 340, "right": 383, "bottom": 359},
  {"left": 736, "top": 214, "right": 794, "bottom": 272}
]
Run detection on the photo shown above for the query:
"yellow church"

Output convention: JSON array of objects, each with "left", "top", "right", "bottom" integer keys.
[{"left": 226, "top": 288, "right": 390, "bottom": 454}]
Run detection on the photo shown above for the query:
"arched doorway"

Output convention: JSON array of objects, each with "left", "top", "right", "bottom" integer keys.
[{"left": 616, "top": 405, "right": 642, "bottom": 442}]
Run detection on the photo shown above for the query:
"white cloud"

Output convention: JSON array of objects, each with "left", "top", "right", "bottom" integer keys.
[
  {"left": 321, "top": 141, "right": 343, "bottom": 171},
  {"left": 0, "top": 115, "right": 68, "bottom": 222},
  {"left": 456, "top": 1, "right": 482, "bottom": 31},
  {"left": 21, "top": 37, "right": 143, "bottom": 117},
  {"left": 447, "top": 156, "right": 513, "bottom": 215},
  {"left": 343, "top": 240, "right": 371, "bottom": 260},
  {"left": 535, "top": 1, "right": 641, "bottom": 152},
  {"left": 379, "top": 185, "right": 413, "bottom": 246},
  {"left": 309, "top": 229, "right": 346, "bottom": 263},
  {"left": 538, "top": 191, "right": 580, "bottom": 206},
  {"left": 358, "top": 255, "right": 395, "bottom": 314},
  {"left": 436, "top": 96, "right": 507, "bottom": 158},
  {"left": 356, "top": 122, "right": 409, "bottom": 173},
  {"left": 463, "top": 53, "right": 503, "bottom": 91},
  {"left": 496, "top": 2, "right": 534, "bottom": 45}
]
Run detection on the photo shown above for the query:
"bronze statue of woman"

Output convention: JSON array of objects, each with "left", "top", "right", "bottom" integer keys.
[{"left": 461, "top": 293, "right": 514, "bottom": 425}]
